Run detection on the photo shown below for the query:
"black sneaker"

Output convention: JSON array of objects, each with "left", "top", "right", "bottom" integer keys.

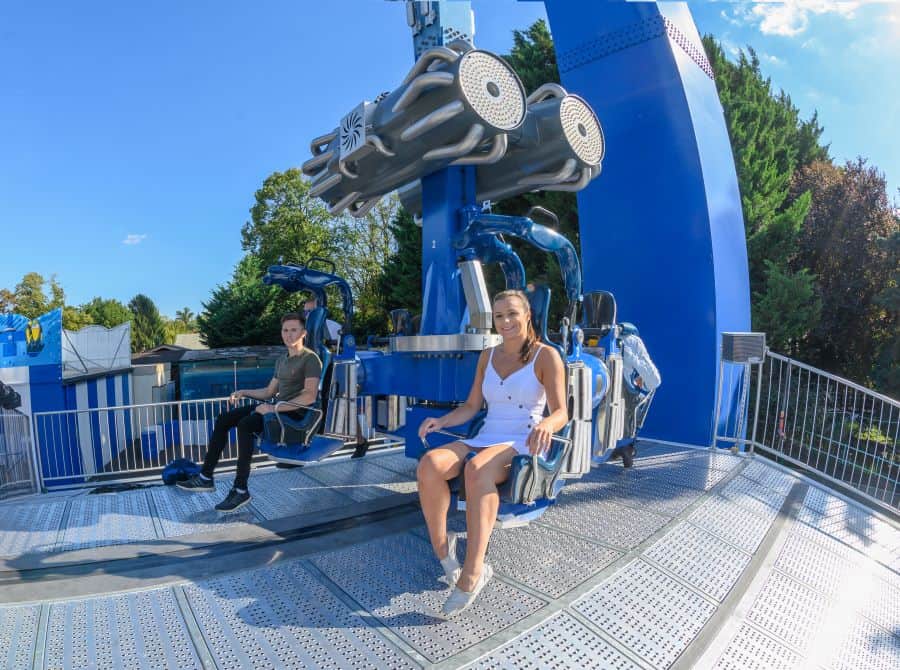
[
  {"left": 176, "top": 474, "right": 215, "bottom": 492},
  {"left": 215, "top": 488, "right": 251, "bottom": 513}
]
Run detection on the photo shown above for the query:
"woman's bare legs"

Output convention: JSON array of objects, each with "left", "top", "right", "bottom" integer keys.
[
  {"left": 416, "top": 441, "right": 471, "bottom": 559},
  {"left": 457, "top": 445, "right": 516, "bottom": 591}
]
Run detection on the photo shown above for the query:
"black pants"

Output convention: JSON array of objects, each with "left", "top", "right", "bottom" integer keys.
[{"left": 202, "top": 404, "right": 302, "bottom": 490}]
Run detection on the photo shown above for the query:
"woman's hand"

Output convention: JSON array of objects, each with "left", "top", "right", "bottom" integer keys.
[
  {"left": 526, "top": 421, "right": 554, "bottom": 456},
  {"left": 418, "top": 416, "right": 444, "bottom": 441}
]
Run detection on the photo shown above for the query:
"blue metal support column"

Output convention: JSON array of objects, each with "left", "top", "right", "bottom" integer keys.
[
  {"left": 420, "top": 166, "right": 475, "bottom": 335},
  {"left": 540, "top": 1, "right": 751, "bottom": 446}
]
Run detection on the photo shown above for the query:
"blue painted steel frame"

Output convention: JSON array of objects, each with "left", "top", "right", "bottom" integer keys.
[{"left": 540, "top": 1, "right": 751, "bottom": 446}]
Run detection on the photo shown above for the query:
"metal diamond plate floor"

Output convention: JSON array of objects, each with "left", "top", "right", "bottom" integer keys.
[{"left": 1, "top": 442, "right": 898, "bottom": 669}]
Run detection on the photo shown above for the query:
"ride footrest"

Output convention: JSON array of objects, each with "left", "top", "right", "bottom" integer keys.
[{"left": 261, "top": 435, "right": 346, "bottom": 465}]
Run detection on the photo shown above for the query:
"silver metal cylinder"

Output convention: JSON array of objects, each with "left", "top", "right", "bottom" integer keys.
[{"left": 303, "top": 49, "right": 526, "bottom": 216}]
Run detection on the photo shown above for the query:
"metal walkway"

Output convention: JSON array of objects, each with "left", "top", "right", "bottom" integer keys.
[{"left": 0, "top": 443, "right": 897, "bottom": 669}]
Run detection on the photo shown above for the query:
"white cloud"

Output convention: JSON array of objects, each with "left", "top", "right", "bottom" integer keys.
[
  {"left": 725, "top": 1, "right": 867, "bottom": 37},
  {"left": 760, "top": 51, "right": 787, "bottom": 65},
  {"left": 122, "top": 234, "right": 147, "bottom": 245}
]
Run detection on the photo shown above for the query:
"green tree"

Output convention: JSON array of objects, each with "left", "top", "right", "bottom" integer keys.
[
  {"left": 792, "top": 159, "right": 899, "bottom": 382},
  {"left": 13, "top": 272, "right": 51, "bottom": 318},
  {"left": 128, "top": 294, "right": 167, "bottom": 352},
  {"left": 81, "top": 297, "right": 132, "bottom": 329},
  {"left": 378, "top": 207, "right": 423, "bottom": 319},
  {"left": 337, "top": 195, "right": 399, "bottom": 335},
  {"left": 872, "top": 228, "right": 899, "bottom": 395},
  {"left": 504, "top": 19, "right": 558, "bottom": 95},
  {"left": 198, "top": 256, "right": 292, "bottom": 348},
  {"left": 241, "top": 168, "right": 339, "bottom": 269},
  {"left": 175, "top": 307, "right": 196, "bottom": 330},
  {"left": 0, "top": 289, "right": 15, "bottom": 313},
  {"left": 62, "top": 305, "right": 94, "bottom": 331},
  {"left": 752, "top": 261, "right": 821, "bottom": 356}
]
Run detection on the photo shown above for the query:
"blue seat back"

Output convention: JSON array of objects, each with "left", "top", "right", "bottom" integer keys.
[
  {"left": 527, "top": 285, "right": 565, "bottom": 360},
  {"left": 304, "top": 307, "right": 332, "bottom": 389}
]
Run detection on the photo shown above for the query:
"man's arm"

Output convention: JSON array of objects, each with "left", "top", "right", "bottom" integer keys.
[
  {"left": 276, "top": 377, "right": 319, "bottom": 410},
  {"left": 231, "top": 377, "right": 278, "bottom": 403}
]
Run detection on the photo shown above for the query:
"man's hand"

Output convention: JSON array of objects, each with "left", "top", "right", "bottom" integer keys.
[
  {"left": 418, "top": 417, "right": 444, "bottom": 441},
  {"left": 526, "top": 420, "right": 554, "bottom": 456},
  {"left": 229, "top": 390, "right": 245, "bottom": 406},
  {"left": 254, "top": 403, "right": 273, "bottom": 415}
]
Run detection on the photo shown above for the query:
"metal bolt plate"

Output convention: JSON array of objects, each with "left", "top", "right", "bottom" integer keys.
[
  {"left": 57, "top": 491, "right": 157, "bottom": 551},
  {"left": 184, "top": 559, "right": 416, "bottom": 670},
  {"left": 45, "top": 589, "right": 201, "bottom": 669},
  {"left": 542, "top": 482, "right": 670, "bottom": 549},
  {"left": 465, "top": 611, "right": 640, "bottom": 670},
  {"left": 740, "top": 460, "right": 795, "bottom": 495},
  {"left": 688, "top": 494, "right": 775, "bottom": 553},
  {"left": 0, "top": 604, "right": 40, "bottom": 670},
  {"left": 149, "top": 477, "right": 258, "bottom": 538},
  {"left": 572, "top": 559, "right": 716, "bottom": 668},
  {"left": 302, "top": 459, "right": 417, "bottom": 502},
  {"left": 311, "top": 531, "right": 545, "bottom": 663},
  {"left": 644, "top": 521, "right": 752, "bottom": 602},
  {"left": 0, "top": 499, "right": 65, "bottom": 557},
  {"left": 713, "top": 624, "right": 802, "bottom": 670},
  {"left": 746, "top": 570, "right": 828, "bottom": 652},
  {"left": 245, "top": 468, "right": 352, "bottom": 520},
  {"left": 718, "top": 476, "right": 787, "bottom": 519}
]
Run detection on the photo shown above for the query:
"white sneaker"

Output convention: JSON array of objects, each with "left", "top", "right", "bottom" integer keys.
[
  {"left": 439, "top": 532, "right": 461, "bottom": 587},
  {"left": 441, "top": 564, "right": 493, "bottom": 619}
]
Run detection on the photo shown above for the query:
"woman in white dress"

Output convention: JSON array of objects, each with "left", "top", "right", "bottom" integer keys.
[{"left": 417, "top": 289, "right": 568, "bottom": 617}]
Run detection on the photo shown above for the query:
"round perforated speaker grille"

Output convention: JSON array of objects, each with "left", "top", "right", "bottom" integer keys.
[
  {"left": 560, "top": 95, "right": 604, "bottom": 166},
  {"left": 458, "top": 51, "right": 525, "bottom": 131}
]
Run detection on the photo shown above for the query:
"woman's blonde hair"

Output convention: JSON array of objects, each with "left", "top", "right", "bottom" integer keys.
[{"left": 492, "top": 289, "right": 537, "bottom": 363}]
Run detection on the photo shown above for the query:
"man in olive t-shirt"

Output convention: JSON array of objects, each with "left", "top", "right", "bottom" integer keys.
[{"left": 178, "top": 312, "right": 323, "bottom": 512}]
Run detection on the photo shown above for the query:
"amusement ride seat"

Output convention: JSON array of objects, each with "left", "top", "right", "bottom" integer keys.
[
  {"left": 420, "top": 287, "right": 574, "bottom": 522},
  {"left": 256, "top": 306, "right": 344, "bottom": 464}
]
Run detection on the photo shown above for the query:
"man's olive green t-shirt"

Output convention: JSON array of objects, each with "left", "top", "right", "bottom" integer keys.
[{"left": 274, "top": 348, "right": 323, "bottom": 402}]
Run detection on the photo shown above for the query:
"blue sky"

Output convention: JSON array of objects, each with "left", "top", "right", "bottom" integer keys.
[{"left": 1, "top": 1, "right": 897, "bottom": 319}]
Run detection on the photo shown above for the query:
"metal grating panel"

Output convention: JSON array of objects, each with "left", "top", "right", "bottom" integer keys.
[
  {"left": 713, "top": 624, "right": 802, "bottom": 670},
  {"left": 572, "top": 559, "right": 717, "bottom": 668},
  {"left": 601, "top": 475, "right": 704, "bottom": 516},
  {"left": 311, "top": 531, "right": 545, "bottom": 663},
  {"left": 798, "top": 487, "right": 900, "bottom": 564},
  {"left": 0, "top": 604, "right": 40, "bottom": 669},
  {"left": 0, "top": 499, "right": 65, "bottom": 557},
  {"left": 465, "top": 611, "right": 640, "bottom": 670},
  {"left": 718, "top": 476, "right": 787, "bottom": 519},
  {"left": 746, "top": 570, "right": 828, "bottom": 653},
  {"left": 776, "top": 529, "right": 900, "bottom": 638},
  {"left": 149, "top": 478, "right": 259, "bottom": 538},
  {"left": 644, "top": 521, "right": 752, "bottom": 602},
  {"left": 57, "top": 491, "right": 157, "bottom": 551},
  {"left": 688, "top": 494, "right": 776, "bottom": 553},
  {"left": 542, "top": 482, "right": 670, "bottom": 549},
  {"left": 453, "top": 522, "right": 621, "bottom": 599},
  {"left": 45, "top": 589, "right": 201, "bottom": 669},
  {"left": 369, "top": 452, "right": 419, "bottom": 478},
  {"left": 829, "top": 615, "right": 900, "bottom": 670},
  {"left": 245, "top": 468, "right": 353, "bottom": 520},
  {"left": 302, "top": 459, "right": 417, "bottom": 502},
  {"left": 740, "top": 460, "right": 795, "bottom": 495},
  {"left": 639, "top": 449, "right": 742, "bottom": 473},
  {"left": 184, "top": 559, "right": 416, "bottom": 670},
  {"left": 634, "top": 460, "right": 732, "bottom": 491}
]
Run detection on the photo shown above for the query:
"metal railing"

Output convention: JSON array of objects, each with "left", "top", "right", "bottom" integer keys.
[
  {"left": 0, "top": 408, "right": 40, "bottom": 500},
  {"left": 714, "top": 346, "right": 900, "bottom": 513},
  {"left": 32, "top": 397, "right": 253, "bottom": 489}
]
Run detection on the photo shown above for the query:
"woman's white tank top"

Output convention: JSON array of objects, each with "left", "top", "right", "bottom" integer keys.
[{"left": 461, "top": 344, "right": 547, "bottom": 455}]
